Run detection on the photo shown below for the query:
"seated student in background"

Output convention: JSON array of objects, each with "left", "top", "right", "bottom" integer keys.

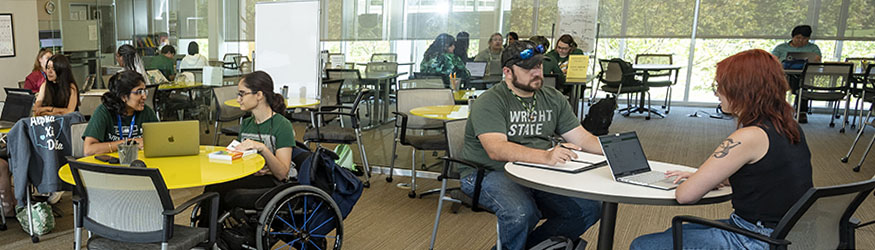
[
  {"left": 150, "top": 45, "right": 177, "bottom": 81},
  {"left": 771, "top": 25, "right": 821, "bottom": 123},
  {"left": 82, "top": 71, "right": 159, "bottom": 156},
  {"left": 463, "top": 41, "right": 602, "bottom": 250},
  {"left": 180, "top": 41, "right": 208, "bottom": 69},
  {"left": 420, "top": 33, "right": 470, "bottom": 85},
  {"left": 528, "top": 36, "right": 568, "bottom": 94},
  {"left": 23, "top": 49, "right": 53, "bottom": 93},
  {"left": 33, "top": 54, "right": 79, "bottom": 116},
  {"left": 117, "top": 44, "right": 152, "bottom": 85},
  {"left": 454, "top": 31, "right": 473, "bottom": 63},
  {"left": 771, "top": 25, "right": 822, "bottom": 62},
  {"left": 197, "top": 71, "right": 307, "bottom": 225},
  {"left": 545, "top": 34, "right": 584, "bottom": 74},
  {"left": 474, "top": 33, "right": 504, "bottom": 76},
  {"left": 505, "top": 31, "right": 519, "bottom": 47},
  {"left": 630, "top": 49, "right": 812, "bottom": 250}
]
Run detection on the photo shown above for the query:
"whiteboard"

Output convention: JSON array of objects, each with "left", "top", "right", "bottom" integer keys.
[
  {"left": 255, "top": 1, "right": 321, "bottom": 99},
  {"left": 557, "top": 0, "right": 599, "bottom": 53}
]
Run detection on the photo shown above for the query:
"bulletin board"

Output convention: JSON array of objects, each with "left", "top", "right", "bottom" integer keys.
[{"left": 0, "top": 14, "right": 16, "bottom": 58}]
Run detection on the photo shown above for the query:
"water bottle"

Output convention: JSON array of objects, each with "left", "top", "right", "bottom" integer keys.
[{"left": 281, "top": 86, "right": 289, "bottom": 98}]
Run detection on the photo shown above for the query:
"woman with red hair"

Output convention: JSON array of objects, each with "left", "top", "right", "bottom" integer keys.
[{"left": 630, "top": 49, "right": 813, "bottom": 249}]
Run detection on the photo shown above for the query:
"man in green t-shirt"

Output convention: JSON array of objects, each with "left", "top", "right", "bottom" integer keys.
[
  {"left": 772, "top": 25, "right": 822, "bottom": 123},
  {"left": 460, "top": 41, "right": 603, "bottom": 250},
  {"left": 149, "top": 45, "right": 177, "bottom": 81}
]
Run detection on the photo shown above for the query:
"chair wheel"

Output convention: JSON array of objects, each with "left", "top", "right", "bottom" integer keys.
[
  {"left": 408, "top": 191, "right": 416, "bottom": 198},
  {"left": 852, "top": 125, "right": 857, "bottom": 129},
  {"left": 645, "top": 116, "right": 651, "bottom": 120},
  {"left": 853, "top": 166, "right": 861, "bottom": 172},
  {"left": 32, "top": 235, "right": 39, "bottom": 243},
  {"left": 363, "top": 181, "right": 370, "bottom": 188},
  {"left": 830, "top": 123, "right": 836, "bottom": 128},
  {"left": 840, "top": 128, "right": 846, "bottom": 133},
  {"left": 662, "top": 105, "right": 666, "bottom": 109},
  {"left": 665, "top": 111, "right": 670, "bottom": 114},
  {"left": 386, "top": 176, "right": 393, "bottom": 182},
  {"left": 0, "top": 224, "right": 6, "bottom": 231},
  {"left": 842, "top": 157, "right": 849, "bottom": 163}
]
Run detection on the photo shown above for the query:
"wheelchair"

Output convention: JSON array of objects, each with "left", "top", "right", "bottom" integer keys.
[{"left": 191, "top": 181, "right": 344, "bottom": 250}]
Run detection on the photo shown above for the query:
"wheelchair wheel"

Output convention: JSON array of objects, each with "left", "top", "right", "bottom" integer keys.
[{"left": 257, "top": 185, "right": 343, "bottom": 250}]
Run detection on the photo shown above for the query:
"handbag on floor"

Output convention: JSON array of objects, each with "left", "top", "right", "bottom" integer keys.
[{"left": 15, "top": 201, "right": 54, "bottom": 236}]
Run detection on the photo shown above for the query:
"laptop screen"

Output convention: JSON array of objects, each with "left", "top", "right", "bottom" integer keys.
[
  {"left": 599, "top": 131, "right": 651, "bottom": 178},
  {"left": 786, "top": 52, "right": 818, "bottom": 61},
  {"left": 1, "top": 93, "right": 35, "bottom": 122},
  {"left": 466, "top": 62, "right": 487, "bottom": 78}
]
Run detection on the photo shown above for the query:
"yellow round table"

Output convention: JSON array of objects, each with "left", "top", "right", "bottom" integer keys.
[
  {"left": 453, "top": 89, "right": 486, "bottom": 102},
  {"left": 0, "top": 128, "right": 10, "bottom": 134},
  {"left": 409, "top": 105, "right": 469, "bottom": 120},
  {"left": 58, "top": 146, "right": 265, "bottom": 189},
  {"left": 224, "top": 98, "right": 320, "bottom": 109}
]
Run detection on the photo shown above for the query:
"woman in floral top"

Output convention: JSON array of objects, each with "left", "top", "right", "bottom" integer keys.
[{"left": 420, "top": 33, "right": 471, "bottom": 85}]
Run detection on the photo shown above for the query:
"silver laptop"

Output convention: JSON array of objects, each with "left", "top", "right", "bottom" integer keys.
[
  {"left": 599, "top": 131, "right": 679, "bottom": 190},
  {"left": 143, "top": 120, "right": 200, "bottom": 157},
  {"left": 466, "top": 62, "right": 487, "bottom": 78}
]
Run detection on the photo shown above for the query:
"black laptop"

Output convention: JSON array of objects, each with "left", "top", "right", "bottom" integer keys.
[{"left": 0, "top": 93, "right": 36, "bottom": 129}]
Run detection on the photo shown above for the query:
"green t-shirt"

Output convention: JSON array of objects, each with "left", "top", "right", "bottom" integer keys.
[
  {"left": 238, "top": 113, "right": 295, "bottom": 154},
  {"left": 83, "top": 104, "right": 160, "bottom": 142},
  {"left": 771, "top": 41, "right": 822, "bottom": 61},
  {"left": 149, "top": 55, "right": 177, "bottom": 79},
  {"left": 460, "top": 82, "right": 580, "bottom": 175}
]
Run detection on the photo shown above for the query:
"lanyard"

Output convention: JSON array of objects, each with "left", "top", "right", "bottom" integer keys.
[
  {"left": 509, "top": 89, "right": 537, "bottom": 121},
  {"left": 117, "top": 114, "right": 136, "bottom": 140}
]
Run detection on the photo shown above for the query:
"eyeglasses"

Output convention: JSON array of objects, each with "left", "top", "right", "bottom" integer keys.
[
  {"left": 237, "top": 91, "right": 256, "bottom": 98},
  {"left": 130, "top": 89, "right": 148, "bottom": 95}
]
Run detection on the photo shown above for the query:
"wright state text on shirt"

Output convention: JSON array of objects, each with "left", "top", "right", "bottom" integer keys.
[{"left": 508, "top": 110, "right": 554, "bottom": 136}]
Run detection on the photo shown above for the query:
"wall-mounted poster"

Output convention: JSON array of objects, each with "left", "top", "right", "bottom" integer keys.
[{"left": 0, "top": 14, "right": 15, "bottom": 58}]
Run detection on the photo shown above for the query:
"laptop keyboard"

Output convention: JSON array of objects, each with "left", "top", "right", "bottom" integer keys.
[{"left": 621, "top": 171, "right": 669, "bottom": 185}]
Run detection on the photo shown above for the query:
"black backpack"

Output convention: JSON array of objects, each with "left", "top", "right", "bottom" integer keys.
[{"left": 582, "top": 96, "right": 617, "bottom": 136}]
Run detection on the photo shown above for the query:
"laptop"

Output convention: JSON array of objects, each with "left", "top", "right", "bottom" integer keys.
[
  {"left": 0, "top": 93, "right": 36, "bottom": 129},
  {"left": 599, "top": 131, "right": 680, "bottom": 190},
  {"left": 786, "top": 52, "right": 819, "bottom": 61},
  {"left": 466, "top": 61, "right": 488, "bottom": 78},
  {"left": 143, "top": 120, "right": 200, "bottom": 157}
]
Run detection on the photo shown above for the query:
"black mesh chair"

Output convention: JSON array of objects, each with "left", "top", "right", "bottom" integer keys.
[
  {"left": 211, "top": 85, "right": 246, "bottom": 145},
  {"left": 303, "top": 89, "right": 373, "bottom": 187},
  {"left": 635, "top": 54, "right": 678, "bottom": 113},
  {"left": 672, "top": 178, "right": 875, "bottom": 250},
  {"left": 288, "top": 79, "right": 344, "bottom": 125},
  {"left": 796, "top": 62, "right": 853, "bottom": 132},
  {"left": 596, "top": 59, "right": 656, "bottom": 120},
  {"left": 68, "top": 158, "right": 219, "bottom": 250}
]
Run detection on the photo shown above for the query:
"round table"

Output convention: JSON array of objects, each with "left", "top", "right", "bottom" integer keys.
[
  {"left": 409, "top": 105, "right": 469, "bottom": 120},
  {"left": 59, "top": 146, "right": 265, "bottom": 189},
  {"left": 223, "top": 98, "right": 320, "bottom": 109},
  {"left": 0, "top": 128, "right": 9, "bottom": 134},
  {"left": 505, "top": 152, "right": 732, "bottom": 250},
  {"left": 453, "top": 90, "right": 486, "bottom": 102}
]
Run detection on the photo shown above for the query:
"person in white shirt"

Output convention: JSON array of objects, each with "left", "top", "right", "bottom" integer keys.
[{"left": 180, "top": 41, "right": 208, "bottom": 69}]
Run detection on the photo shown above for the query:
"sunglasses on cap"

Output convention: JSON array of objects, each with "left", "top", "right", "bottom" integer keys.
[{"left": 518, "top": 44, "right": 546, "bottom": 60}]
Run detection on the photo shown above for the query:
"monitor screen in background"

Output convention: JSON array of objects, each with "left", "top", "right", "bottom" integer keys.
[{"left": 600, "top": 132, "right": 650, "bottom": 176}]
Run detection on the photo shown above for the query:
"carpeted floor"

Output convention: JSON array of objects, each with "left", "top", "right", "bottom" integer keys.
[{"left": 2, "top": 105, "right": 875, "bottom": 249}]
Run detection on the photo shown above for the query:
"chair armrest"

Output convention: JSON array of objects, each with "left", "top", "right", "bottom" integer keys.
[
  {"left": 392, "top": 112, "right": 409, "bottom": 142},
  {"left": 438, "top": 156, "right": 488, "bottom": 212},
  {"left": 316, "top": 105, "right": 354, "bottom": 111},
  {"left": 164, "top": 192, "right": 219, "bottom": 216},
  {"left": 671, "top": 215, "right": 790, "bottom": 250},
  {"left": 312, "top": 111, "right": 360, "bottom": 129}
]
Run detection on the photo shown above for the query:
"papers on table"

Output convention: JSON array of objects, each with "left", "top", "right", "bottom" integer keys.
[{"left": 513, "top": 151, "right": 606, "bottom": 173}]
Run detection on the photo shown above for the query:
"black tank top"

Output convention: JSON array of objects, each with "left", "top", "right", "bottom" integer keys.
[{"left": 729, "top": 120, "right": 812, "bottom": 227}]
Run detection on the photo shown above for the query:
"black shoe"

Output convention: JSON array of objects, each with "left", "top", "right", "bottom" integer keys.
[{"left": 798, "top": 113, "right": 808, "bottom": 124}]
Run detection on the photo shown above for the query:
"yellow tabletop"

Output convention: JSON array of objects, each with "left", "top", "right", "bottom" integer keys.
[
  {"left": 0, "top": 128, "right": 9, "bottom": 134},
  {"left": 410, "top": 105, "right": 469, "bottom": 120},
  {"left": 453, "top": 89, "right": 486, "bottom": 101},
  {"left": 159, "top": 82, "right": 204, "bottom": 90},
  {"left": 58, "top": 146, "right": 265, "bottom": 189},
  {"left": 224, "top": 98, "right": 320, "bottom": 108}
]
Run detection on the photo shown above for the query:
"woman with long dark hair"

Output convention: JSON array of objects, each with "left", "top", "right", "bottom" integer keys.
[
  {"left": 630, "top": 49, "right": 812, "bottom": 249},
  {"left": 197, "top": 71, "right": 307, "bottom": 225},
  {"left": 454, "top": 31, "right": 472, "bottom": 62},
  {"left": 33, "top": 54, "right": 79, "bottom": 116},
  {"left": 82, "top": 71, "right": 159, "bottom": 156},
  {"left": 116, "top": 44, "right": 151, "bottom": 85},
  {"left": 420, "top": 33, "right": 470, "bottom": 83},
  {"left": 23, "top": 49, "right": 53, "bottom": 93}
]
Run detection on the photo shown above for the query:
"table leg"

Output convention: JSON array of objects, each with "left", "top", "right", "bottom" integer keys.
[{"left": 597, "top": 202, "right": 618, "bottom": 250}]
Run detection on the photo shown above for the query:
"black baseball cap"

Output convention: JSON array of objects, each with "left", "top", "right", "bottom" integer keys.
[{"left": 501, "top": 40, "right": 545, "bottom": 70}]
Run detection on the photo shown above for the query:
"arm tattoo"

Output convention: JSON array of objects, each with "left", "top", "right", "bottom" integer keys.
[{"left": 713, "top": 139, "right": 741, "bottom": 158}]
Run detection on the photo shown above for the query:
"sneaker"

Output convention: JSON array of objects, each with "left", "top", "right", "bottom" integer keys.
[
  {"left": 48, "top": 191, "right": 63, "bottom": 205},
  {"left": 798, "top": 113, "right": 808, "bottom": 124}
]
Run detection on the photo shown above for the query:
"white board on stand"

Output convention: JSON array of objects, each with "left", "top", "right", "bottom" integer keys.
[
  {"left": 255, "top": 0, "right": 321, "bottom": 99},
  {"left": 557, "top": 0, "right": 599, "bottom": 53}
]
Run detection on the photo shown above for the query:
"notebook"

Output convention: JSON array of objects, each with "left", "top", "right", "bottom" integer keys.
[
  {"left": 143, "top": 120, "right": 200, "bottom": 157},
  {"left": 466, "top": 62, "right": 488, "bottom": 78}
]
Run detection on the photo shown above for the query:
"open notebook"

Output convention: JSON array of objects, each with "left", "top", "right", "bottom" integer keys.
[{"left": 513, "top": 151, "right": 607, "bottom": 173}]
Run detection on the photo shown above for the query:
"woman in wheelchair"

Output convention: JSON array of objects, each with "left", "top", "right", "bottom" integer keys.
[
  {"left": 196, "top": 70, "right": 309, "bottom": 224},
  {"left": 82, "top": 70, "right": 159, "bottom": 156},
  {"left": 630, "top": 49, "right": 813, "bottom": 249}
]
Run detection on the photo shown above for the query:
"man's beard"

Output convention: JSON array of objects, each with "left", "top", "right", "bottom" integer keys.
[{"left": 511, "top": 73, "right": 543, "bottom": 93}]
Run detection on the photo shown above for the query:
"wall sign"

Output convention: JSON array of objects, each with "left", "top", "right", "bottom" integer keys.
[{"left": 0, "top": 14, "right": 15, "bottom": 58}]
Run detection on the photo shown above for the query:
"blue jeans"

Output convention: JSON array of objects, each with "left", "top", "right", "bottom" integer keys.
[
  {"left": 460, "top": 171, "right": 602, "bottom": 250},
  {"left": 630, "top": 213, "right": 775, "bottom": 250}
]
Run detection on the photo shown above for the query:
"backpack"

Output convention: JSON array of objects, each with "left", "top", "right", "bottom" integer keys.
[
  {"left": 297, "top": 147, "right": 363, "bottom": 220},
  {"left": 582, "top": 96, "right": 617, "bottom": 136},
  {"left": 528, "top": 236, "right": 586, "bottom": 250}
]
